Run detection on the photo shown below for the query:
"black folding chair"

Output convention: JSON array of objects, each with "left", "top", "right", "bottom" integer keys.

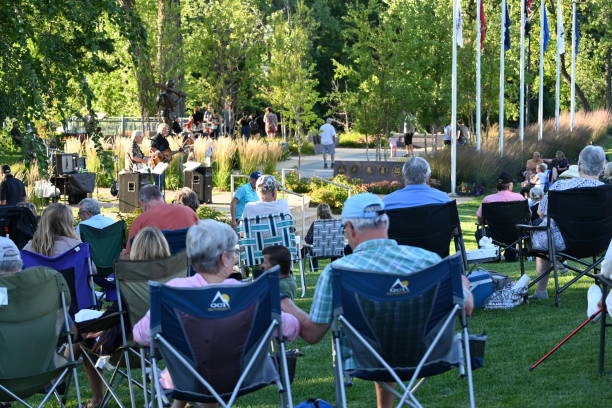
[
  {"left": 387, "top": 200, "right": 468, "bottom": 269},
  {"left": 0, "top": 205, "right": 37, "bottom": 249},
  {"left": 477, "top": 200, "right": 530, "bottom": 261},
  {"left": 517, "top": 185, "right": 612, "bottom": 307}
]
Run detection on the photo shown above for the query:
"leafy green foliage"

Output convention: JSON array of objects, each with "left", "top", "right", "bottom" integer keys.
[{"left": 196, "top": 205, "right": 231, "bottom": 224}]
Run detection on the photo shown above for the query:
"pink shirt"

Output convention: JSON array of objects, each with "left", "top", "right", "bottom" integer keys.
[{"left": 476, "top": 190, "right": 525, "bottom": 217}]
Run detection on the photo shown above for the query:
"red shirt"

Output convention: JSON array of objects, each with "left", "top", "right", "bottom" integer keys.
[{"left": 127, "top": 203, "right": 199, "bottom": 253}]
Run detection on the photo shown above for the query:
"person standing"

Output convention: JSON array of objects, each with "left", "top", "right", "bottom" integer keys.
[
  {"left": 403, "top": 111, "right": 416, "bottom": 156},
  {"left": 458, "top": 119, "right": 470, "bottom": 145},
  {"left": 230, "top": 171, "right": 260, "bottom": 228},
  {"left": 263, "top": 107, "right": 278, "bottom": 138},
  {"left": 9, "top": 122, "right": 23, "bottom": 147},
  {"left": 0, "top": 165, "right": 26, "bottom": 205},
  {"left": 319, "top": 118, "right": 336, "bottom": 169},
  {"left": 238, "top": 112, "right": 251, "bottom": 140}
]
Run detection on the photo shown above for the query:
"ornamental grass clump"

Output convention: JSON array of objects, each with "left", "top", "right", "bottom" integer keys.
[
  {"left": 212, "top": 137, "right": 237, "bottom": 190},
  {"left": 237, "top": 139, "right": 267, "bottom": 175}
]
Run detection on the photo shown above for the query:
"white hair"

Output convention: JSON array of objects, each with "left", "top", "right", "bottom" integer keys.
[
  {"left": 157, "top": 123, "right": 168, "bottom": 134},
  {"left": 342, "top": 204, "right": 389, "bottom": 232},
  {"left": 402, "top": 157, "right": 431, "bottom": 185},
  {"left": 79, "top": 198, "right": 101, "bottom": 215},
  {"left": 130, "top": 131, "right": 143, "bottom": 142},
  {"left": 187, "top": 220, "right": 238, "bottom": 274},
  {"left": 578, "top": 145, "right": 605, "bottom": 177}
]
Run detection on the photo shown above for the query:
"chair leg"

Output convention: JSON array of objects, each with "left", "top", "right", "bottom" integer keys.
[
  {"left": 600, "top": 284, "right": 609, "bottom": 375},
  {"left": 332, "top": 333, "right": 347, "bottom": 408},
  {"left": 297, "top": 259, "right": 306, "bottom": 298}
]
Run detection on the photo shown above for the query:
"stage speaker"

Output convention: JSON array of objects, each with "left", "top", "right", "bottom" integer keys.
[
  {"left": 184, "top": 166, "right": 213, "bottom": 204},
  {"left": 53, "top": 153, "right": 78, "bottom": 175},
  {"left": 119, "top": 173, "right": 145, "bottom": 213}
]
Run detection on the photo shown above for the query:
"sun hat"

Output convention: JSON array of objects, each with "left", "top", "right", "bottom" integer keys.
[
  {"left": 341, "top": 193, "right": 385, "bottom": 219},
  {"left": 0, "top": 237, "right": 20, "bottom": 263}
]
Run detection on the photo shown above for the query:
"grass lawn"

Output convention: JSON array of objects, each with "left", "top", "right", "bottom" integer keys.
[{"left": 34, "top": 196, "right": 609, "bottom": 408}]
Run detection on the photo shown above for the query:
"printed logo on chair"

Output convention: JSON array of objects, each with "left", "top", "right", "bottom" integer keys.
[
  {"left": 387, "top": 279, "right": 410, "bottom": 295},
  {"left": 0, "top": 287, "right": 7, "bottom": 306},
  {"left": 208, "top": 291, "right": 231, "bottom": 311}
]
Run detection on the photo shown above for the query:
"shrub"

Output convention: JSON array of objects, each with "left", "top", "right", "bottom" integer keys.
[
  {"left": 212, "top": 137, "right": 237, "bottom": 190},
  {"left": 284, "top": 172, "right": 312, "bottom": 194},
  {"left": 337, "top": 131, "right": 377, "bottom": 148},
  {"left": 365, "top": 180, "right": 403, "bottom": 194},
  {"left": 196, "top": 204, "right": 231, "bottom": 225},
  {"left": 309, "top": 184, "right": 350, "bottom": 213},
  {"left": 288, "top": 141, "right": 315, "bottom": 155}
]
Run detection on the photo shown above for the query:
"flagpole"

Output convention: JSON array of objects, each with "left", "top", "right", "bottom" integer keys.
[
  {"left": 519, "top": 0, "right": 526, "bottom": 146},
  {"left": 476, "top": 0, "right": 482, "bottom": 151},
  {"left": 451, "top": 0, "right": 458, "bottom": 195},
  {"left": 499, "top": 0, "right": 506, "bottom": 156},
  {"left": 570, "top": 0, "right": 576, "bottom": 131},
  {"left": 555, "top": 0, "right": 562, "bottom": 134},
  {"left": 538, "top": 0, "right": 545, "bottom": 141}
]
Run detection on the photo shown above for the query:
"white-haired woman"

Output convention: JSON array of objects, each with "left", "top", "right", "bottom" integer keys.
[
  {"left": 241, "top": 175, "right": 289, "bottom": 219},
  {"left": 125, "top": 131, "right": 150, "bottom": 171},
  {"left": 530, "top": 145, "right": 606, "bottom": 299},
  {"left": 132, "top": 220, "right": 300, "bottom": 408}
]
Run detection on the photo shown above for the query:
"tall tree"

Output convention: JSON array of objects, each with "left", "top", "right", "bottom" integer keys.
[{"left": 157, "top": 0, "right": 184, "bottom": 115}]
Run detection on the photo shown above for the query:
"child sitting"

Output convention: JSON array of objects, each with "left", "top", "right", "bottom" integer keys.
[
  {"left": 262, "top": 245, "right": 297, "bottom": 299},
  {"left": 530, "top": 163, "right": 551, "bottom": 191}
]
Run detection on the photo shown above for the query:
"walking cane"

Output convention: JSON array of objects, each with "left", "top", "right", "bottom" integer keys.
[{"left": 529, "top": 308, "right": 602, "bottom": 371}]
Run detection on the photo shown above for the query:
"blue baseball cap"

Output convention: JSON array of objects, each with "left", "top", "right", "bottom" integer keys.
[
  {"left": 341, "top": 193, "right": 385, "bottom": 219},
  {"left": 250, "top": 171, "right": 262, "bottom": 179}
]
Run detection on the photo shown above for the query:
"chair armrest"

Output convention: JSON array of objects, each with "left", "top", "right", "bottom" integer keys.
[{"left": 515, "top": 224, "right": 547, "bottom": 231}]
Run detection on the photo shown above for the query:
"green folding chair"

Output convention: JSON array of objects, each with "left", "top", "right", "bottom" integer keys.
[
  {"left": 80, "top": 221, "right": 126, "bottom": 277},
  {"left": 0, "top": 267, "right": 82, "bottom": 408}
]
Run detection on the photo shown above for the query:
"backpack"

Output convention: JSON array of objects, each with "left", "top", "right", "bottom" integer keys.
[{"left": 295, "top": 399, "right": 334, "bottom": 408}]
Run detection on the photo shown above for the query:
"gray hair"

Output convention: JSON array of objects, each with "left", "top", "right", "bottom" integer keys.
[
  {"left": 187, "top": 220, "right": 238, "bottom": 274},
  {"left": 139, "top": 184, "right": 163, "bottom": 203},
  {"left": 157, "top": 123, "right": 168, "bottom": 134},
  {"left": 402, "top": 157, "right": 431, "bottom": 185},
  {"left": 0, "top": 259, "right": 22, "bottom": 275},
  {"left": 342, "top": 204, "right": 389, "bottom": 232},
  {"left": 529, "top": 186, "right": 544, "bottom": 201},
  {"left": 578, "top": 145, "right": 605, "bottom": 177},
  {"left": 537, "top": 163, "right": 548, "bottom": 172},
  {"left": 130, "top": 131, "right": 143, "bottom": 142},
  {"left": 79, "top": 198, "right": 101, "bottom": 215}
]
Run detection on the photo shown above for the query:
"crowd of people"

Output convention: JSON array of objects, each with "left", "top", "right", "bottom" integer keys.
[{"left": 1, "top": 140, "right": 610, "bottom": 407}]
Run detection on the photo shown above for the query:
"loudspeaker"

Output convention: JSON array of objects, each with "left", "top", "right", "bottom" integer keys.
[
  {"left": 184, "top": 166, "right": 213, "bottom": 204},
  {"left": 119, "top": 173, "right": 145, "bottom": 213},
  {"left": 53, "top": 153, "right": 78, "bottom": 175}
]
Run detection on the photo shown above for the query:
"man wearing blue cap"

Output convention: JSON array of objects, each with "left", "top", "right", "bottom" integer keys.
[
  {"left": 281, "top": 193, "right": 473, "bottom": 408},
  {"left": 230, "top": 171, "right": 261, "bottom": 228}
]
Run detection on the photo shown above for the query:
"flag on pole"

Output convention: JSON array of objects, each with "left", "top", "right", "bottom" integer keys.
[
  {"left": 504, "top": 3, "right": 511, "bottom": 51},
  {"left": 456, "top": 1, "right": 464, "bottom": 48},
  {"left": 574, "top": 11, "right": 581, "bottom": 55},
  {"left": 557, "top": 11, "right": 565, "bottom": 54},
  {"left": 480, "top": 0, "right": 487, "bottom": 48},
  {"left": 543, "top": 5, "right": 550, "bottom": 51}
]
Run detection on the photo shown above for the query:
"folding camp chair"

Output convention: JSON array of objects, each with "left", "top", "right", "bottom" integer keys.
[
  {"left": 79, "top": 252, "right": 190, "bottom": 408},
  {"left": 387, "top": 200, "right": 468, "bottom": 268},
  {"left": 477, "top": 200, "right": 530, "bottom": 262},
  {"left": 0, "top": 267, "right": 82, "bottom": 408},
  {"left": 80, "top": 221, "right": 126, "bottom": 277},
  {"left": 160, "top": 228, "right": 189, "bottom": 255},
  {"left": 21, "top": 243, "right": 96, "bottom": 315},
  {"left": 517, "top": 185, "right": 612, "bottom": 307},
  {"left": 0, "top": 205, "right": 37, "bottom": 249},
  {"left": 148, "top": 268, "right": 294, "bottom": 408},
  {"left": 239, "top": 212, "right": 306, "bottom": 297},
  {"left": 330, "top": 254, "right": 475, "bottom": 408},
  {"left": 303, "top": 219, "right": 345, "bottom": 273}
]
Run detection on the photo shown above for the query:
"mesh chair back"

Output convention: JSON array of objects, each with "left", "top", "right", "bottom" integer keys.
[
  {"left": 114, "top": 251, "right": 189, "bottom": 329},
  {"left": 0, "top": 205, "right": 37, "bottom": 249},
  {"left": 149, "top": 270, "right": 281, "bottom": 400},
  {"left": 0, "top": 267, "right": 71, "bottom": 391},
  {"left": 482, "top": 200, "right": 530, "bottom": 247},
  {"left": 21, "top": 243, "right": 94, "bottom": 315},
  {"left": 239, "top": 213, "right": 298, "bottom": 267},
  {"left": 161, "top": 228, "right": 189, "bottom": 255},
  {"left": 312, "top": 219, "right": 344, "bottom": 258},
  {"left": 331, "top": 254, "right": 464, "bottom": 379},
  {"left": 387, "top": 201, "right": 461, "bottom": 258},
  {"left": 80, "top": 221, "right": 125, "bottom": 276},
  {"left": 548, "top": 185, "right": 612, "bottom": 259}
]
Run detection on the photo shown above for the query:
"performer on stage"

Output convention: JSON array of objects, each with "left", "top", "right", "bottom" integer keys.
[
  {"left": 151, "top": 123, "right": 170, "bottom": 155},
  {"left": 125, "top": 131, "right": 151, "bottom": 172}
]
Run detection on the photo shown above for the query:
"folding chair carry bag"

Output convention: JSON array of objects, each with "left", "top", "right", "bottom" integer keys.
[
  {"left": 149, "top": 269, "right": 293, "bottom": 407},
  {"left": 0, "top": 267, "right": 81, "bottom": 405},
  {"left": 21, "top": 243, "right": 95, "bottom": 315},
  {"left": 80, "top": 221, "right": 125, "bottom": 276}
]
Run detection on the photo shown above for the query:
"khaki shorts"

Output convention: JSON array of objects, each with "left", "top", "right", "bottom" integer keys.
[{"left": 321, "top": 143, "right": 335, "bottom": 154}]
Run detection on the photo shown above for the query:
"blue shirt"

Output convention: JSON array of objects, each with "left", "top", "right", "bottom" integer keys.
[
  {"left": 383, "top": 184, "right": 450, "bottom": 210},
  {"left": 234, "top": 183, "right": 259, "bottom": 219},
  {"left": 76, "top": 213, "right": 116, "bottom": 235}
]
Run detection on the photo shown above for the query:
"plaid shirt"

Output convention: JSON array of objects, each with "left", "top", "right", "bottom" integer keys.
[{"left": 310, "top": 239, "right": 441, "bottom": 324}]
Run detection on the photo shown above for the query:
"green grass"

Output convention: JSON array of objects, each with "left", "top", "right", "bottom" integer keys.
[{"left": 23, "top": 196, "right": 612, "bottom": 407}]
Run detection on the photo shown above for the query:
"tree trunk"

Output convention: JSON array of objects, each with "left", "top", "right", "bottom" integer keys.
[
  {"left": 559, "top": 53, "right": 591, "bottom": 112},
  {"left": 117, "top": 0, "right": 157, "bottom": 117},
  {"left": 157, "top": 0, "right": 185, "bottom": 117}
]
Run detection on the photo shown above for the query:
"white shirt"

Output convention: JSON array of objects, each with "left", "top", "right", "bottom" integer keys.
[
  {"left": 319, "top": 123, "right": 336, "bottom": 145},
  {"left": 444, "top": 125, "right": 452, "bottom": 141},
  {"left": 242, "top": 199, "right": 290, "bottom": 219}
]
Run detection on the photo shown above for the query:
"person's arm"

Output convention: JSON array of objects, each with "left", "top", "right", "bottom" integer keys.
[
  {"left": 461, "top": 275, "right": 474, "bottom": 317},
  {"left": 230, "top": 197, "right": 239, "bottom": 228},
  {"left": 281, "top": 298, "right": 330, "bottom": 344}
]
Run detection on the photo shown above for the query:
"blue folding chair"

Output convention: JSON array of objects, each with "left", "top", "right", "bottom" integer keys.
[
  {"left": 331, "top": 254, "right": 475, "bottom": 408},
  {"left": 21, "top": 243, "right": 96, "bottom": 315},
  {"left": 161, "top": 228, "right": 189, "bottom": 255},
  {"left": 148, "top": 268, "right": 294, "bottom": 407}
]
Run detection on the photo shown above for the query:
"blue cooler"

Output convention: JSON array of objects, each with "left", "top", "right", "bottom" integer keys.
[{"left": 468, "top": 270, "right": 494, "bottom": 308}]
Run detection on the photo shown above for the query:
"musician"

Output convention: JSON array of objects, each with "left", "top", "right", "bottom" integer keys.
[
  {"left": 125, "top": 131, "right": 150, "bottom": 172},
  {"left": 150, "top": 123, "right": 170, "bottom": 154}
]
